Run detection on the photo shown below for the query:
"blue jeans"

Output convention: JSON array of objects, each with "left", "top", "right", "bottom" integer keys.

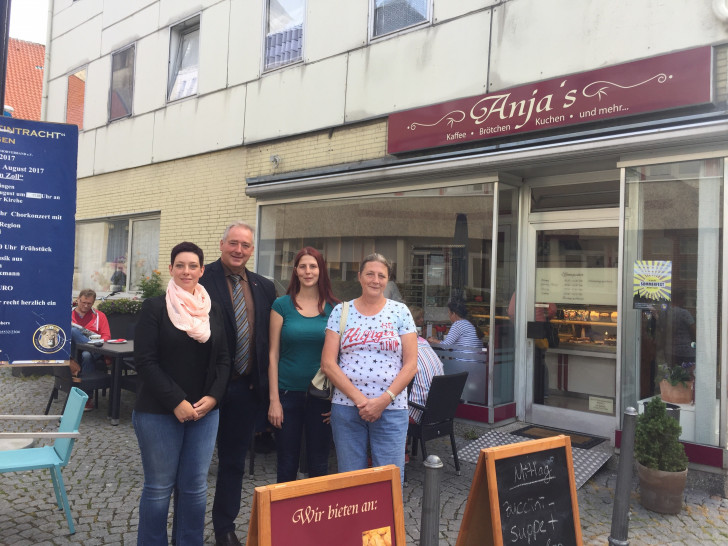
[
  {"left": 70, "top": 328, "right": 104, "bottom": 375},
  {"left": 330, "top": 403, "right": 408, "bottom": 484},
  {"left": 275, "top": 390, "right": 332, "bottom": 483},
  {"left": 212, "top": 377, "right": 258, "bottom": 537},
  {"left": 133, "top": 409, "right": 219, "bottom": 546}
]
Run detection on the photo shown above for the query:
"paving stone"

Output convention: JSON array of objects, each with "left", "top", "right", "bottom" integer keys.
[{"left": 2, "top": 368, "right": 728, "bottom": 544}]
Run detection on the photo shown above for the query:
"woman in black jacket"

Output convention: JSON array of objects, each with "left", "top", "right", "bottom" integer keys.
[{"left": 133, "top": 241, "right": 230, "bottom": 545}]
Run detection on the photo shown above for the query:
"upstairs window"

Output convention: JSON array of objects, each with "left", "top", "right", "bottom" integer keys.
[
  {"left": 168, "top": 16, "right": 200, "bottom": 102},
  {"left": 109, "top": 45, "right": 134, "bottom": 121},
  {"left": 372, "top": 0, "right": 429, "bottom": 38},
  {"left": 66, "top": 67, "right": 86, "bottom": 129},
  {"left": 264, "top": 0, "right": 304, "bottom": 71}
]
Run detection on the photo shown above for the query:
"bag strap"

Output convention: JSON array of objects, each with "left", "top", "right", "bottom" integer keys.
[{"left": 339, "top": 301, "right": 350, "bottom": 336}]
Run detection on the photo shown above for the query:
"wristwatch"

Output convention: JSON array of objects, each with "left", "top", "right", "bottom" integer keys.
[{"left": 385, "top": 389, "right": 396, "bottom": 403}]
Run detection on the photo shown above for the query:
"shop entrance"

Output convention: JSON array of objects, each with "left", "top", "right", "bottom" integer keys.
[{"left": 525, "top": 215, "right": 619, "bottom": 439}]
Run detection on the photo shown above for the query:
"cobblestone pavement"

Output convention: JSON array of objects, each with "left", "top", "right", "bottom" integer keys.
[{"left": 1, "top": 368, "right": 727, "bottom": 545}]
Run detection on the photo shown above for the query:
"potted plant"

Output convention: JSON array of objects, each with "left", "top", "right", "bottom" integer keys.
[
  {"left": 97, "top": 298, "right": 143, "bottom": 339},
  {"left": 658, "top": 362, "right": 695, "bottom": 404},
  {"left": 634, "top": 396, "right": 689, "bottom": 514}
]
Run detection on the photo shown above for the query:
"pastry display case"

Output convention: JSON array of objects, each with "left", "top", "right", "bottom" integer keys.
[{"left": 550, "top": 304, "right": 617, "bottom": 353}]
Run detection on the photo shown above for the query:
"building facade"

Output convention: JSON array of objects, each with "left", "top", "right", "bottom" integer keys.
[{"left": 44, "top": 0, "right": 728, "bottom": 473}]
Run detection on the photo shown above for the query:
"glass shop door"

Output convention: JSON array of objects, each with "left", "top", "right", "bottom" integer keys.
[{"left": 525, "top": 217, "right": 620, "bottom": 439}]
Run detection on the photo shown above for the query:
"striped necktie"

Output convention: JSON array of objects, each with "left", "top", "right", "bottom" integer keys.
[{"left": 230, "top": 274, "right": 250, "bottom": 375}]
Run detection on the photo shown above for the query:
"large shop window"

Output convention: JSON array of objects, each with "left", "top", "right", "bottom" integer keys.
[
  {"left": 258, "top": 182, "right": 519, "bottom": 407},
  {"left": 622, "top": 158, "right": 723, "bottom": 447},
  {"left": 264, "top": 0, "right": 304, "bottom": 71},
  {"left": 74, "top": 217, "right": 160, "bottom": 295},
  {"left": 372, "top": 0, "right": 429, "bottom": 38}
]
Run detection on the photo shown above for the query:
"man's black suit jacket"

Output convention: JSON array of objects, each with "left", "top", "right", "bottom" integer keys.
[{"left": 200, "top": 258, "right": 276, "bottom": 400}]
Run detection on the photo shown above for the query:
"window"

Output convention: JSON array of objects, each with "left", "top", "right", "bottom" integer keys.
[
  {"left": 66, "top": 67, "right": 86, "bottom": 129},
  {"left": 258, "top": 181, "right": 520, "bottom": 406},
  {"left": 622, "top": 158, "right": 723, "bottom": 447},
  {"left": 264, "top": 0, "right": 304, "bottom": 70},
  {"left": 74, "top": 216, "right": 160, "bottom": 294},
  {"left": 109, "top": 45, "right": 134, "bottom": 121},
  {"left": 372, "top": 0, "right": 429, "bottom": 38},
  {"left": 168, "top": 17, "right": 200, "bottom": 102}
]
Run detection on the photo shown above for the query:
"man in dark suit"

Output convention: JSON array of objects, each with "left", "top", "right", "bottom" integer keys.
[{"left": 200, "top": 221, "right": 276, "bottom": 546}]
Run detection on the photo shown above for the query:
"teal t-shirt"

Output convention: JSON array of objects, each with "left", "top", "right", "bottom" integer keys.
[{"left": 272, "top": 295, "right": 333, "bottom": 391}]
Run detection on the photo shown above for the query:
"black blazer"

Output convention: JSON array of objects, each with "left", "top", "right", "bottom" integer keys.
[
  {"left": 133, "top": 295, "right": 230, "bottom": 414},
  {"left": 199, "top": 258, "right": 276, "bottom": 399}
]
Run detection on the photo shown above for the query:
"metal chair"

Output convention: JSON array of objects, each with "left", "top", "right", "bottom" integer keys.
[
  {"left": 407, "top": 371, "right": 468, "bottom": 475},
  {"left": 0, "top": 387, "right": 88, "bottom": 534},
  {"left": 45, "top": 363, "right": 111, "bottom": 415}
]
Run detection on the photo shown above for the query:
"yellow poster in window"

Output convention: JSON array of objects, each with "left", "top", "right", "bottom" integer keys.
[{"left": 633, "top": 260, "right": 672, "bottom": 309}]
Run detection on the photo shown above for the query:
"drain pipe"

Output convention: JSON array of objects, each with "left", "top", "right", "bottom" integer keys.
[
  {"left": 608, "top": 406, "right": 638, "bottom": 546},
  {"left": 420, "top": 455, "right": 443, "bottom": 546}
]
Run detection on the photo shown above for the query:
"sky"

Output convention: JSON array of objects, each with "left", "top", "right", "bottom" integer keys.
[{"left": 9, "top": 0, "right": 49, "bottom": 45}]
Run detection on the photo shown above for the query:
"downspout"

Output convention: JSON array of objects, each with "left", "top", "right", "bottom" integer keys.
[{"left": 40, "top": 0, "right": 53, "bottom": 120}]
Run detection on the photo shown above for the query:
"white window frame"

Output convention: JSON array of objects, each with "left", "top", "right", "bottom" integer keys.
[
  {"left": 263, "top": 0, "right": 305, "bottom": 72},
  {"left": 108, "top": 44, "right": 135, "bottom": 121},
  {"left": 369, "top": 0, "right": 431, "bottom": 41},
  {"left": 168, "top": 15, "right": 200, "bottom": 102},
  {"left": 74, "top": 214, "right": 161, "bottom": 296}
]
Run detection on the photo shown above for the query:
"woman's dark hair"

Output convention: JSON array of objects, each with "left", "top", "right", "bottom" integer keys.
[
  {"left": 359, "top": 253, "right": 391, "bottom": 278},
  {"left": 448, "top": 299, "right": 484, "bottom": 339},
  {"left": 287, "top": 247, "right": 340, "bottom": 314},
  {"left": 447, "top": 300, "right": 469, "bottom": 319},
  {"left": 170, "top": 241, "right": 204, "bottom": 266}
]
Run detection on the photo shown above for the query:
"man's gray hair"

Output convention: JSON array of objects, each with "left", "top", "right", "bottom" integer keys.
[{"left": 221, "top": 220, "right": 255, "bottom": 242}]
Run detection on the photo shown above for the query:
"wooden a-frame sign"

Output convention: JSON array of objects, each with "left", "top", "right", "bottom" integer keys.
[
  {"left": 247, "top": 465, "right": 406, "bottom": 546},
  {"left": 456, "top": 435, "right": 583, "bottom": 546}
]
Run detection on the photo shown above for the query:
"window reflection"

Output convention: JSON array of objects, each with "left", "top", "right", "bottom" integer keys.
[{"left": 259, "top": 182, "right": 519, "bottom": 406}]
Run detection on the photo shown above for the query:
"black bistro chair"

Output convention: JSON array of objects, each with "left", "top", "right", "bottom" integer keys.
[
  {"left": 45, "top": 364, "right": 112, "bottom": 415},
  {"left": 407, "top": 371, "right": 468, "bottom": 475}
]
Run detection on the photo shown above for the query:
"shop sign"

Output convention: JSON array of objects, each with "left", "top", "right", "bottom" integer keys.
[
  {"left": 247, "top": 466, "right": 405, "bottom": 546},
  {"left": 388, "top": 46, "right": 712, "bottom": 154},
  {"left": 633, "top": 259, "right": 672, "bottom": 309},
  {"left": 0, "top": 118, "right": 78, "bottom": 364}
]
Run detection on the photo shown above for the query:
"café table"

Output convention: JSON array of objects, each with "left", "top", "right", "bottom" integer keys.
[{"left": 77, "top": 340, "right": 134, "bottom": 425}]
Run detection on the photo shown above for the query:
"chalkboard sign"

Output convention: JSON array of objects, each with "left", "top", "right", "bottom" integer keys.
[
  {"left": 247, "top": 465, "right": 405, "bottom": 546},
  {"left": 456, "top": 436, "right": 582, "bottom": 546}
]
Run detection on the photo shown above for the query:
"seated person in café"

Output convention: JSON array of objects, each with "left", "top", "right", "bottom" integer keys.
[
  {"left": 71, "top": 288, "right": 111, "bottom": 376},
  {"left": 408, "top": 306, "right": 444, "bottom": 424},
  {"left": 428, "top": 299, "right": 482, "bottom": 348}
]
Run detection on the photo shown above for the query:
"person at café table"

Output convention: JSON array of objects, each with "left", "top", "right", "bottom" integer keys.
[
  {"left": 428, "top": 299, "right": 482, "bottom": 348},
  {"left": 70, "top": 288, "right": 112, "bottom": 410},
  {"left": 133, "top": 242, "right": 230, "bottom": 546},
  {"left": 321, "top": 253, "right": 417, "bottom": 485}
]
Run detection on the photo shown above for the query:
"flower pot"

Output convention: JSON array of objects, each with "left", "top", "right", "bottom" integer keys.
[
  {"left": 636, "top": 462, "right": 687, "bottom": 514},
  {"left": 659, "top": 379, "right": 694, "bottom": 404}
]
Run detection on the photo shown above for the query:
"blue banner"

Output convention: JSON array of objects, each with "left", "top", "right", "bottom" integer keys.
[{"left": 0, "top": 118, "right": 78, "bottom": 363}]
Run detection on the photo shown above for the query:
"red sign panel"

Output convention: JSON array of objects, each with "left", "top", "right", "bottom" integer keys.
[
  {"left": 388, "top": 47, "right": 712, "bottom": 154},
  {"left": 270, "top": 480, "right": 396, "bottom": 545}
]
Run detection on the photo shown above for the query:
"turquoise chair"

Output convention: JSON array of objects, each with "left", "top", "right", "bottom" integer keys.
[{"left": 0, "top": 386, "right": 88, "bottom": 534}]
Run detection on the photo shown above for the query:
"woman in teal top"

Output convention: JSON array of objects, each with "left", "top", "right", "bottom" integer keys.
[{"left": 268, "top": 247, "right": 340, "bottom": 483}]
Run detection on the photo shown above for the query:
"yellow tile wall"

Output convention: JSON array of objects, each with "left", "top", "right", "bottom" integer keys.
[{"left": 245, "top": 119, "right": 388, "bottom": 178}]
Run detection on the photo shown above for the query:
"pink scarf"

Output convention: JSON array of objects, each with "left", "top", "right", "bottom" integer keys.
[{"left": 165, "top": 279, "right": 211, "bottom": 343}]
